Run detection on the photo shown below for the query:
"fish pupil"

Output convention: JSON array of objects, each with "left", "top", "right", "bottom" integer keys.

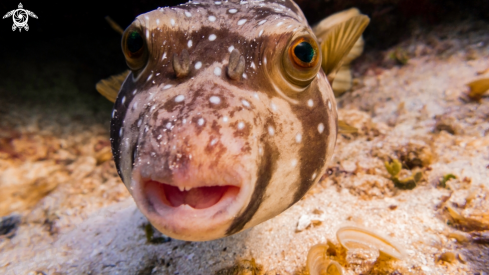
[
  {"left": 294, "top": 42, "right": 314, "bottom": 63},
  {"left": 127, "top": 31, "right": 143, "bottom": 53}
]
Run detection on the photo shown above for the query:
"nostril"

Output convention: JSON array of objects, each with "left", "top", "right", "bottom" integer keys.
[
  {"left": 227, "top": 49, "right": 246, "bottom": 80},
  {"left": 173, "top": 49, "right": 191, "bottom": 78}
]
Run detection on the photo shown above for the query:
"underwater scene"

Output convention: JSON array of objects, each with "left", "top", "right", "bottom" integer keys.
[{"left": 0, "top": 0, "right": 488, "bottom": 274}]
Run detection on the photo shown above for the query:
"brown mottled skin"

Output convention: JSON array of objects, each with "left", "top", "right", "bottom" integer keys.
[{"left": 111, "top": 0, "right": 338, "bottom": 241}]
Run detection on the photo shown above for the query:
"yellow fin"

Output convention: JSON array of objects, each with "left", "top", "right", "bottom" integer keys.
[
  {"left": 467, "top": 78, "right": 489, "bottom": 101},
  {"left": 332, "top": 65, "right": 352, "bottom": 97},
  {"left": 319, "top": 14, "right": 370, "bottom": 83},
  {"left": 313, "top": 8, "right": 361, "bottom": 39},
  {"left": 95, "top": 70, "right": 130, "bottom": 102},
  {"left": 338, "top": 119, "right": 359, "bottom": 134},
  {"left": 105, "top": 16, "right": 124, "bottom": 35}
]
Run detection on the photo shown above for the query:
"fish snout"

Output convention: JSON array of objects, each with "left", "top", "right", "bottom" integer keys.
[{"left": 130, "top": 105, "right": 260, "bottom": 240}]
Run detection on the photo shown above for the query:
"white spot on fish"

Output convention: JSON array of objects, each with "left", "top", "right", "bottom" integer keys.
[
  {"left": 156, "top": 19, "right": 160, "bottom": 25},
  {"left": 195, "top": 61, "right": 202, "bottom": 70},
  {"left": 147, "top": 74, "right": 153, "bottom": 81},
  {"left": 164, "top": 84, "right": 173, "bottom": 90},
  {"left": 311, "top": 172, "right": 317, "bottom": 180},
  {"left": 215, "top": 1, "right": 221, "bottom": 4},
  {"left": 264, "top": 57, "right": 267, "bottom": 65},
  {"left": 132, "top": 102, "right": 138, "bottom": 110},
  {"left": 238, "top": 121, "right": 245, "bottom": 130},
  {"left": 185, "top": 11, "right": 192, "bottom": 17},
  {"left": 242, "top": 73, "right": 247, "bottom": 79},
  {"left": 291, "top": 159, "right": 298, "bottom": 167},
  {"left": 175, "top": 95, "right": 185, "bottom": 102},
  {"left": 182, "top": 118, "right": 187, "bottom": 124},
  {"left": 318, "top": 123, "right": 325, "bottom": 134},
  {"left": 208, "top": 15, "right": 216, "bottom": 22},
  {"left": 214, "top": 67, "right": 222, "bottom": 76},
  {"left": 237, "top": 19, "right": 247, "bottom": 26},
  {"left": 295, "top": 133, "right": 302, "bottom": 143},
  {"left": 210, "top": 138, "right": 218, "bottom": 146},
  {"left": 171, "top": 19, "right": 175, "bottom": 26},
  {"left": 146, "top": 30, "right": 149, "bottom": 38},
  {"left": 328, "top": 100, "right": 332, "bottom": 110},
  {"left": 242, "top": 99, "right": 250, "bottom": 108},
  {"left": 166, "top": 122, "right": 172, "bottom": 129},
  {"left": 228, "top": 45, "right": 235, "bottom": 53},
  {"left": 223, "top": 116, "right": 229, "bottom": 122},
  {"left": 250, "top": 62, "right": 256, "bottom": 69},
  {"left": 209, "top": 34, "right": 217, "bottom": 41},
  {"left": 229, "top": 8, "right": 237, "bottom": 13},
  {"left": 137, "top": 119, "right": 142, "bottom": 127},
  {"left": 162, "top": 52, "right": 167, "bottom": 60},
  {"left": 198, "top": 118, "right": 205, "bottom": 126},
  {"left": 277, "top": 22, "right": 283, "bottom": 26},
  {"left": 270, "top": 102, "right": 277, "bottom": 112},
  {"left": 254, "top": 93, "right": 259, "bottom": 99},
  {"left": 119, "top": 128, "right": 123, "bottom": 137},
  {"left": 121, "top": 96, "right": 126, "bottom": 104},
  {"left": 308, "top": 99, "right": 313, "bottom": 107},
  {"left": 258, "top": 19, "right": 267, "bottom": 25},
  {"left": 132, "top": 89, "right": 137, "bottom": 95},
  {"left": 144, "top": 16, "right": 149, "bottom": 20},
  {"left": 259, "top": 146, "right": 263, "bottom": 155},
  {"left": 259, "top": 30, "right": 264, "bottom": 37},
  {"left": 150, "top": 105, "right": 156, "bottom": 112},
  {"left": 112, "top": 109, "right": 116, "bottom": 118},
  {"left": 268, "top": 126, "right": 275, "bottom": 136},
  {"left": 188, "top": 40, "right": 193, "bottom": 48},
  {"left": 209, "top": 96, "right": 221, "bottom": 104}
]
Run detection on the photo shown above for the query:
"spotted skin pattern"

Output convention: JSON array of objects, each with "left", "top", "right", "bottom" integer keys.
[{"left": 111, "top": 0, "right": 338, "bottom": 241}]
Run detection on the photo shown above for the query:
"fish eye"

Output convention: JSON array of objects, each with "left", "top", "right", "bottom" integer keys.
[
  {"left": 282, "top": 35, "right": 321, "bottom": 87},
  {"left": 291, "top": 39, "right": 317, "bottom": 68},
  {"left": 122, "top": 27, "right": 149, "bottom": 71},
  {"left": 127, "top": 31, "right": 143, "bottom": 55}
]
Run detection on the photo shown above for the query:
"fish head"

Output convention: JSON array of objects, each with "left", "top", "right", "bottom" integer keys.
[{"left": 110, "top": 0, "right": 338, "bottom": 241}]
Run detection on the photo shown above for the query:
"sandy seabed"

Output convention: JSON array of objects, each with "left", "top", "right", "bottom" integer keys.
[{"left": 1, "top": 19, "right": 489, "bottom": 275}]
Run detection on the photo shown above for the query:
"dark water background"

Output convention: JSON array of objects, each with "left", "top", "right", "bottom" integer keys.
[{"left": 0, "top": 0, "right": 487, "bottom": 112}]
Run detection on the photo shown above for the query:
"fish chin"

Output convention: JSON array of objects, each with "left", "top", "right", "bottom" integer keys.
[{"left": 131, "top": 168, "right": 252, "bottom": 241}]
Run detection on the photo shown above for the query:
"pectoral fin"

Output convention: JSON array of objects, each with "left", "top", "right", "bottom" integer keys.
[
  {"left": 95, "top": 70, "right": 130, "bottom": 102},
  {"left": 331, "top": 65, "right": 352, "bottom": 97},
  {"left": 318, "top": 14, "right": 370, "bottom": 83},
  {"left": 338, "top": 120, "right": 359, "bottom": 134},
  {"left": 466, "top": 78, "right": 489, "bottom": 101}
]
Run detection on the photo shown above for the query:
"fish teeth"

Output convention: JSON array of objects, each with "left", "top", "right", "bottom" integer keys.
[
  {"left": 178, "top": 186, "right": 185, "bottom": 192},
  {"left": 181, "top": 204, "right": 192, "bottom": 210},
  {"left": 185, "top": 186, "right": 191, "bottom": 191}
]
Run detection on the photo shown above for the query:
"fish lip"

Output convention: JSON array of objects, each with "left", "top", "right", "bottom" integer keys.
[
  {"left": 130, "top": 166, "right": 252, "bottom": 241},
  {"left": 145, "top": 175, "right": 242, "bottom": 190}
]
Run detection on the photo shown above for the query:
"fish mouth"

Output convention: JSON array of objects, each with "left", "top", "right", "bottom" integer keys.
[
  {"left": 131, "top": 168, "right": 250, "bottom": 241},
  {"left": 144, "top": 180, "right": 240, "bottom": 210}
]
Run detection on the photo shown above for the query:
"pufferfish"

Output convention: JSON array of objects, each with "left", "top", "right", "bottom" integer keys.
[{"left": 96, "top": 0, "right": 369, "bottom": 241}]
